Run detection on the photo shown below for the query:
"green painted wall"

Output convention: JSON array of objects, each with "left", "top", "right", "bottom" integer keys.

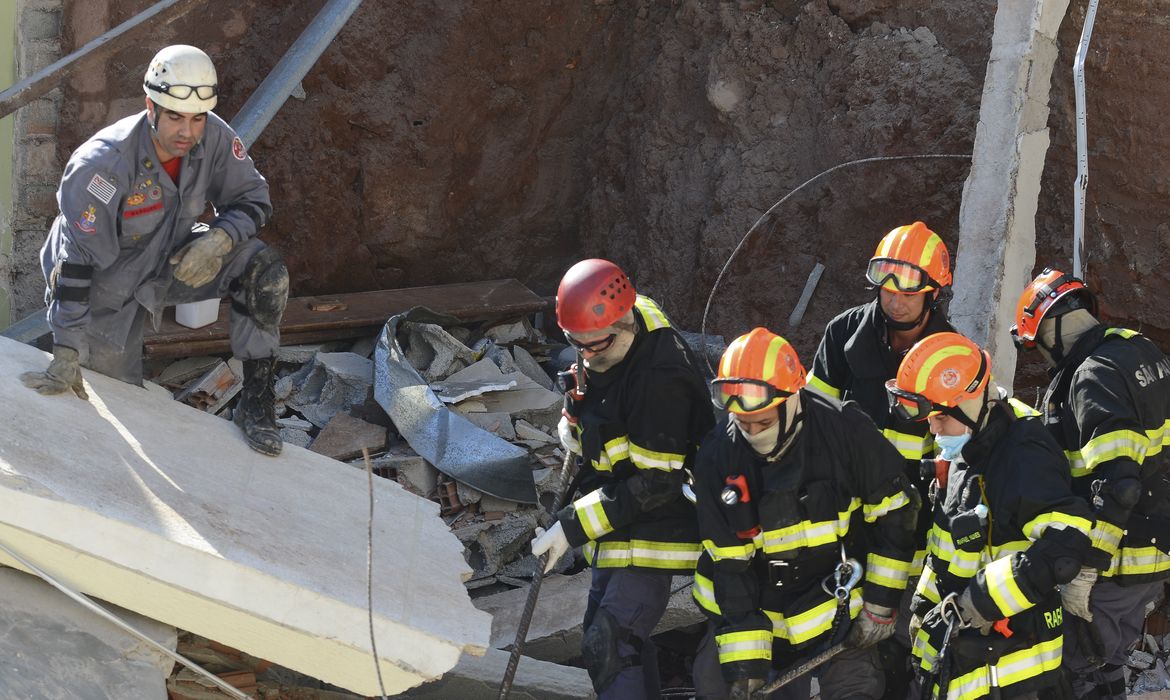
[{"left": 0, "top": 0, "right": 16, "bottom": 327}]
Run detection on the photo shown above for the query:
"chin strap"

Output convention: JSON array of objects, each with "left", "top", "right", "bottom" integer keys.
[{"left": 879, "top": 289, "right": 938, "bottom": 332}]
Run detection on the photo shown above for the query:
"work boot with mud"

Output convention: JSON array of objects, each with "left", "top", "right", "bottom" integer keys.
[{"left": 235, "top": 357, "right": 282, "bottom": 456}]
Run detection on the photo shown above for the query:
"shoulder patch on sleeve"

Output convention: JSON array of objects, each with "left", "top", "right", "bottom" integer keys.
[
  {"left": 231, "top": 136, "right": 247, "bottom": 161},
  {"left": 86, "top": 173, "right": 117, "bottom": 204}
]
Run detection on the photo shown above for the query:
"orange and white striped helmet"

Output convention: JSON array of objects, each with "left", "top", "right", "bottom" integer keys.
[
  {"left": 866, "top": 221, "right": 952, "bottom": 294},
  {"left": 885, "top": 332, "right": 989, "bottom": 421},
  {"left": 712, "top": 328, "right": 806, "bottom": 415}
]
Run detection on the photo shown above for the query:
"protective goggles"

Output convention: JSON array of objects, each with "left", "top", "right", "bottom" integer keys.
[
  {"left": 145, "top": 81, "right": 218, "bottom": 101},
  {"left": 564, "top": 330, "right": 617, "bottom": 354},
  {"left": 866, "top": 258, "right": 935, "bottom": 293},
  {"left": 711, "top": 378, "right": 793, "bottom": 413},
  {"left": 885, "top": 381, "right": 944, "bottom": 422}
]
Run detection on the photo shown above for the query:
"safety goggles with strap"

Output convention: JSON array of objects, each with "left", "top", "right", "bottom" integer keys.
[
  {"left": 866, "top": 258, "right": 937, "bottom": 293},
  {"left": 710, "top": 378, "right": 793, "bottom": 413}
]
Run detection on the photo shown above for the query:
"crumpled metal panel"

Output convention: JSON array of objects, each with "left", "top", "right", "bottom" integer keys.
[{"left": 375, "top": 308, "right": 537, "bottom": 504}]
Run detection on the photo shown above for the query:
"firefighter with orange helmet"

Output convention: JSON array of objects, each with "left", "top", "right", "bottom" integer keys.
[
  {"left": 887, "top": 332, "right": 1092, "bottom": 699},
  {"left": 690, "top": 328, "right": 918, "bottom": 699},
  {"left": 806, "top": 221, "right": 956, "bottom": 692},
  {"left": 1012, "top": 268, "right": 1170, "bottom": 700},
  {"left": 531, "top": 258, "right": 714, "bottom": 698}
]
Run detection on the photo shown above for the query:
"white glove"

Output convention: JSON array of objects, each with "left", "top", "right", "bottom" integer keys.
[
  {"left": 846, "top": 602, "right": 897, "bottom": 648},
  {"left": 531, "top": 522, "right": 570, "bottom": 574},
  {"left": 957, "top": 587, "right": 995, "bottom": 635},
  {"left": 558, "top": 415, "right": 580, "bottom": 455},
  {"left": 1060, "top": 566, "right": 1097, "bottom": 621}
]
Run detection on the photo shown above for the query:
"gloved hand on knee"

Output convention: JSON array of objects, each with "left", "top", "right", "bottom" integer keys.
[
  {"left": 531, "top": 521, "right": 570, "bottom": 574},
  {"left": 20, "top": 345, "right": 88, "bottom": 400},
  {"left": 846, "top": 602, "right": 897, "bottom": 648},
  {"left": 170, "top": 227, "right": 232, "bottom": 287}
]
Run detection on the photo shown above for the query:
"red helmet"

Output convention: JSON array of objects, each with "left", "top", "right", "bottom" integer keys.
[
  {"left": 1011, "top": 268, "right": 1097, "bottom": 349},
  {"left": 556, "top": 259, "right": 637, "bottom": 334}
]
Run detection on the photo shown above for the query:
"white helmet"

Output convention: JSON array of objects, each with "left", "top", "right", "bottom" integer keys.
[{"left": 143, "top": 45, "right": 218, "bottom": 114}]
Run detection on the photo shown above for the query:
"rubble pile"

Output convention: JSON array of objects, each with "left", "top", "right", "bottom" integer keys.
[{"left": 1129, "top": 587, "right": 1170, "bottom": 695}]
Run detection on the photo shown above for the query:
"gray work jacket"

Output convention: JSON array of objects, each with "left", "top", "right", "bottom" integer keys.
[{"left": 39, "top": 111, "right": 272, "bottom": 355}]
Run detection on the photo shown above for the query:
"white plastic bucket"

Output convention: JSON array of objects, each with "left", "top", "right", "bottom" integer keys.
[{"left": 175, "top": 298, "right": 221, "bottom": 329}]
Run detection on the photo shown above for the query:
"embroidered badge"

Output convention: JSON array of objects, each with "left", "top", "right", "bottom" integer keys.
[
  {"left": 86, "top": 173, "right": 117, "bottom": 204},
  {"left": 231, "top": 136, "right": 247, "bottom": 161},
  {"left": 126, "top": 193, "right": 146, "bottom": 207},
  {"left": 148, "top": 185, "right": 162, "bottom": 201},
  {"left": 123, "top": 202, "right": 164, "bottom": 219},
  {"left": 74, "top": 205, "right": 97, "bottom": 234}
]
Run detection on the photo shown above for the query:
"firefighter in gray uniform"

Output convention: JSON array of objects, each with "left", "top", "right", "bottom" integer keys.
[{"left": 20, "top": 44, "right": 288, "bottom": 456}]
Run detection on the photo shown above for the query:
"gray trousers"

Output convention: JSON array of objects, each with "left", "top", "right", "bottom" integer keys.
[
  {"left": 1066, "top": 578, "right": 1163, "bottom": 699},
  {"left": 584, "top": 567, "right": 672, "bottom": 700},
  {"left": 86, "top": 238, "right": 279, "bottom": 384},
  {"left": 692, "top": 623, "right": 885, "bottom": 699}
]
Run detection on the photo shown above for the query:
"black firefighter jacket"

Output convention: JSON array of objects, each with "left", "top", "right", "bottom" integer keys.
[
  {"left": 691, "top": 390, "right": 918, "bottom": 680},
  {"left": 556, "top": 295, "right": 715, "bottom": 572},
  {"left": 911, "top": 399, "right": 1093, "bottom": 699},
  {"left": 1042, "top": 326, "right": 1170, "bottom": 584}
]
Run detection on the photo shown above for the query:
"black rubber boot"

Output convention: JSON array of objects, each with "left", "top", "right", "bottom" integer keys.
[{"left": 235, "top": 357, "right": 282, "bottom": 456}]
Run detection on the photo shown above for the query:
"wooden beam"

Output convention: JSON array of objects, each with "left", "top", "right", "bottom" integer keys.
[
  {"left": 144, "top": 278, "right": 551, "bottom": 358},
  {"left": 0, "top": 0, "right": 205, "bottom": 121}
]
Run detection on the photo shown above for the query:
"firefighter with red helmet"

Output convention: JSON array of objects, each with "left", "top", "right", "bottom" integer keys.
[
  {"left": 531, "top": 258, "right": 714, "bottom": 698},
  {"left": 887, "top": 332, "right": 1093, "bottom": 699},
  {"left": 1012, "top": 268, "right": 1170, "bottom": 700},
  {"left": 690, "top": 328, "right": 919, "bottom": 699},
  {"left": 807, "top": 222, "right": 957, "bottom": 692}
]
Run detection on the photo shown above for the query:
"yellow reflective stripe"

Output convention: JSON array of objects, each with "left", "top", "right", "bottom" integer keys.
[
  {"left": 715, "top": 629, "right": 772, "bottom": 663},
  {"left": 1105, "top": 327, "right": 1139, "bottom": 339},
  {"left": 759, "top": 499, "right": 859, "bottom": 554},
  {"left": 590, "top": 435, "right": 632, "bottom": 473},
  {"left": 930, "top": 529, "right": 983, "bottom": 579},
  {"left": 628, "top": 440, "right": 685, "bottom": 471},
  {"left": 882, "top": 427, "right": 932, "bottom": 459},
  {"left": 866, "top": 552, "right": 914, "bottom": 590},
  {"left": 915, "top": 346, "right": 975, "bottom": 394},
  {"left": 764, "top": 588, "right": 862, "bottom": 644},
  {"left": 915, "top": 565, "right": 942, "bottom": 606},
  {"left": 912, "top": 548, "right": 927, "bottom": 576},
  {"left": 912, "top": 626, "right": 938, "bottom": 670},
  {"left": 1102, "top": 545, "right": 1170, "bottom": 578},
  {"left": 587, "top": 539, "right": 702, "bottom": 570},
  {"left": 942, "top": 637, "right": 1062, "bottom": 699},
  {"left": 574, "top": 489, "right": 615, "bottom": 541},
  {"left": 635, "top": 295, "right": 671, "bottom": 331},
  {"left": 692, "top": 572, "right": 720, "bottom": 614},
  {"left": 863, "top": 489, "right": 911, "bottom": 522},
  {"left": 1089, "top": 519, "right": 1124, "bottom": 559},
  {"left": 702, "top": 537, "right": 755, "bottom": 562},
  {"left": 1077, "top": 429, "right": 1149, "bottom": 475},
  {"left": 984, "top": 556, "right": 1032, "bottom": 617},
  {"left": 1021, "top": 512, "right": 1093, "bottom": 540},
  {"left": 806, "top": 373, "right": 842, "bottom": 400},
  {"left": 1006, "top": 397, "right": 1040, "bottom": 418}
]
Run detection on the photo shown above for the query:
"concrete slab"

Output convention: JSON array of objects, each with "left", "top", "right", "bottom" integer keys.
[
  {"left": 0, "top": 566, "right": 176, "bottom": 700},
  {"left": 388, "top": 648, "right": 594, "bottom": 700},
  {"left": 0, "top": 337, "right": 491, "bottom": 696},
  {"left": 951, "top": 0, "right": 1070, "bottom": 388}
]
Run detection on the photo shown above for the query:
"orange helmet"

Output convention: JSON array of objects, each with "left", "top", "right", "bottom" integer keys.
[
  {"left": 866, "top": 221, "right": 952, "bottom": 293},
  {"left": 556, "top": 259, "right": 637, "bottom": 334},
  {"left": 885, "top": 332, "right": 990, "bottom": 422},
  {"left": 712, "top": 327, "right": 806, "bottom": 415},
  {"left": 1010, "top": 268, "right": 1097, "bottom": 349}
]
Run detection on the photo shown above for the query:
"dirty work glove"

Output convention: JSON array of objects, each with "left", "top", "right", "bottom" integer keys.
[
  {"left": 20, "top": 345, "right": 88, "bottom": 400},
  {"left": 1060, "top": 566, "right": 1097, "bottom": 621},
  {"left": 557, "top": 414, "right": 580, "bottom": 455},
  {"left": 908, "top": 613, "right": 923, "bottom": 642},
  {"left": 729, "top": 678, "right": 765, "bottom": 700},
  {"left": 531, "top": 521, "right": 570, "bottom": 574},
  {"left": 846, "top": 602, "right": 897, "bottom": 648},
  {"left": 957, "top": 587, "right": 994, "bottom": 635},
  {"left": 169, "top": 227, "right": 232, "bottom": 287}
]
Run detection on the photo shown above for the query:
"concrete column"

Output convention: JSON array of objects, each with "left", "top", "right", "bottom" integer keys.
[
  {"left": 6, "top": 0, "right": 65, "bottom": 322},
  {"left": 950, "top": 0, "right": 1070, "bottom": 390}
]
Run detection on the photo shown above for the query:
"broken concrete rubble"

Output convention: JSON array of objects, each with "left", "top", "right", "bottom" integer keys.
[
  {"left": 308, "top": 412, "right": 388, "bottom": 461},
  {"left": 0, "top": 336, "right": 490, "bottom": 696},
  {"left": 284, "top": 351, "right": 374, "bottom": 428},
  {"left": 0, "top": 566, "right": 177, "bottom": 700},
  {"left": 387, "top": 647, "right": 595, "bottom": 700}
]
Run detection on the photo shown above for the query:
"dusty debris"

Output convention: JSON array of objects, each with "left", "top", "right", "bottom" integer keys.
[
  {"left": 284, "top": 352, "right": 374, "bottom": 428},
  {"left": 308, "top": 413, "right": 387, "bottom": 461},
  {"left": 176, "top": 359, "right": 244, "bottom": 414}
]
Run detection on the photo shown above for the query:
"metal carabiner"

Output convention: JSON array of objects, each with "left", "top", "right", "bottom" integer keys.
[{"left": 822, "top": 556, "right": 863, "bottom": 602}]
